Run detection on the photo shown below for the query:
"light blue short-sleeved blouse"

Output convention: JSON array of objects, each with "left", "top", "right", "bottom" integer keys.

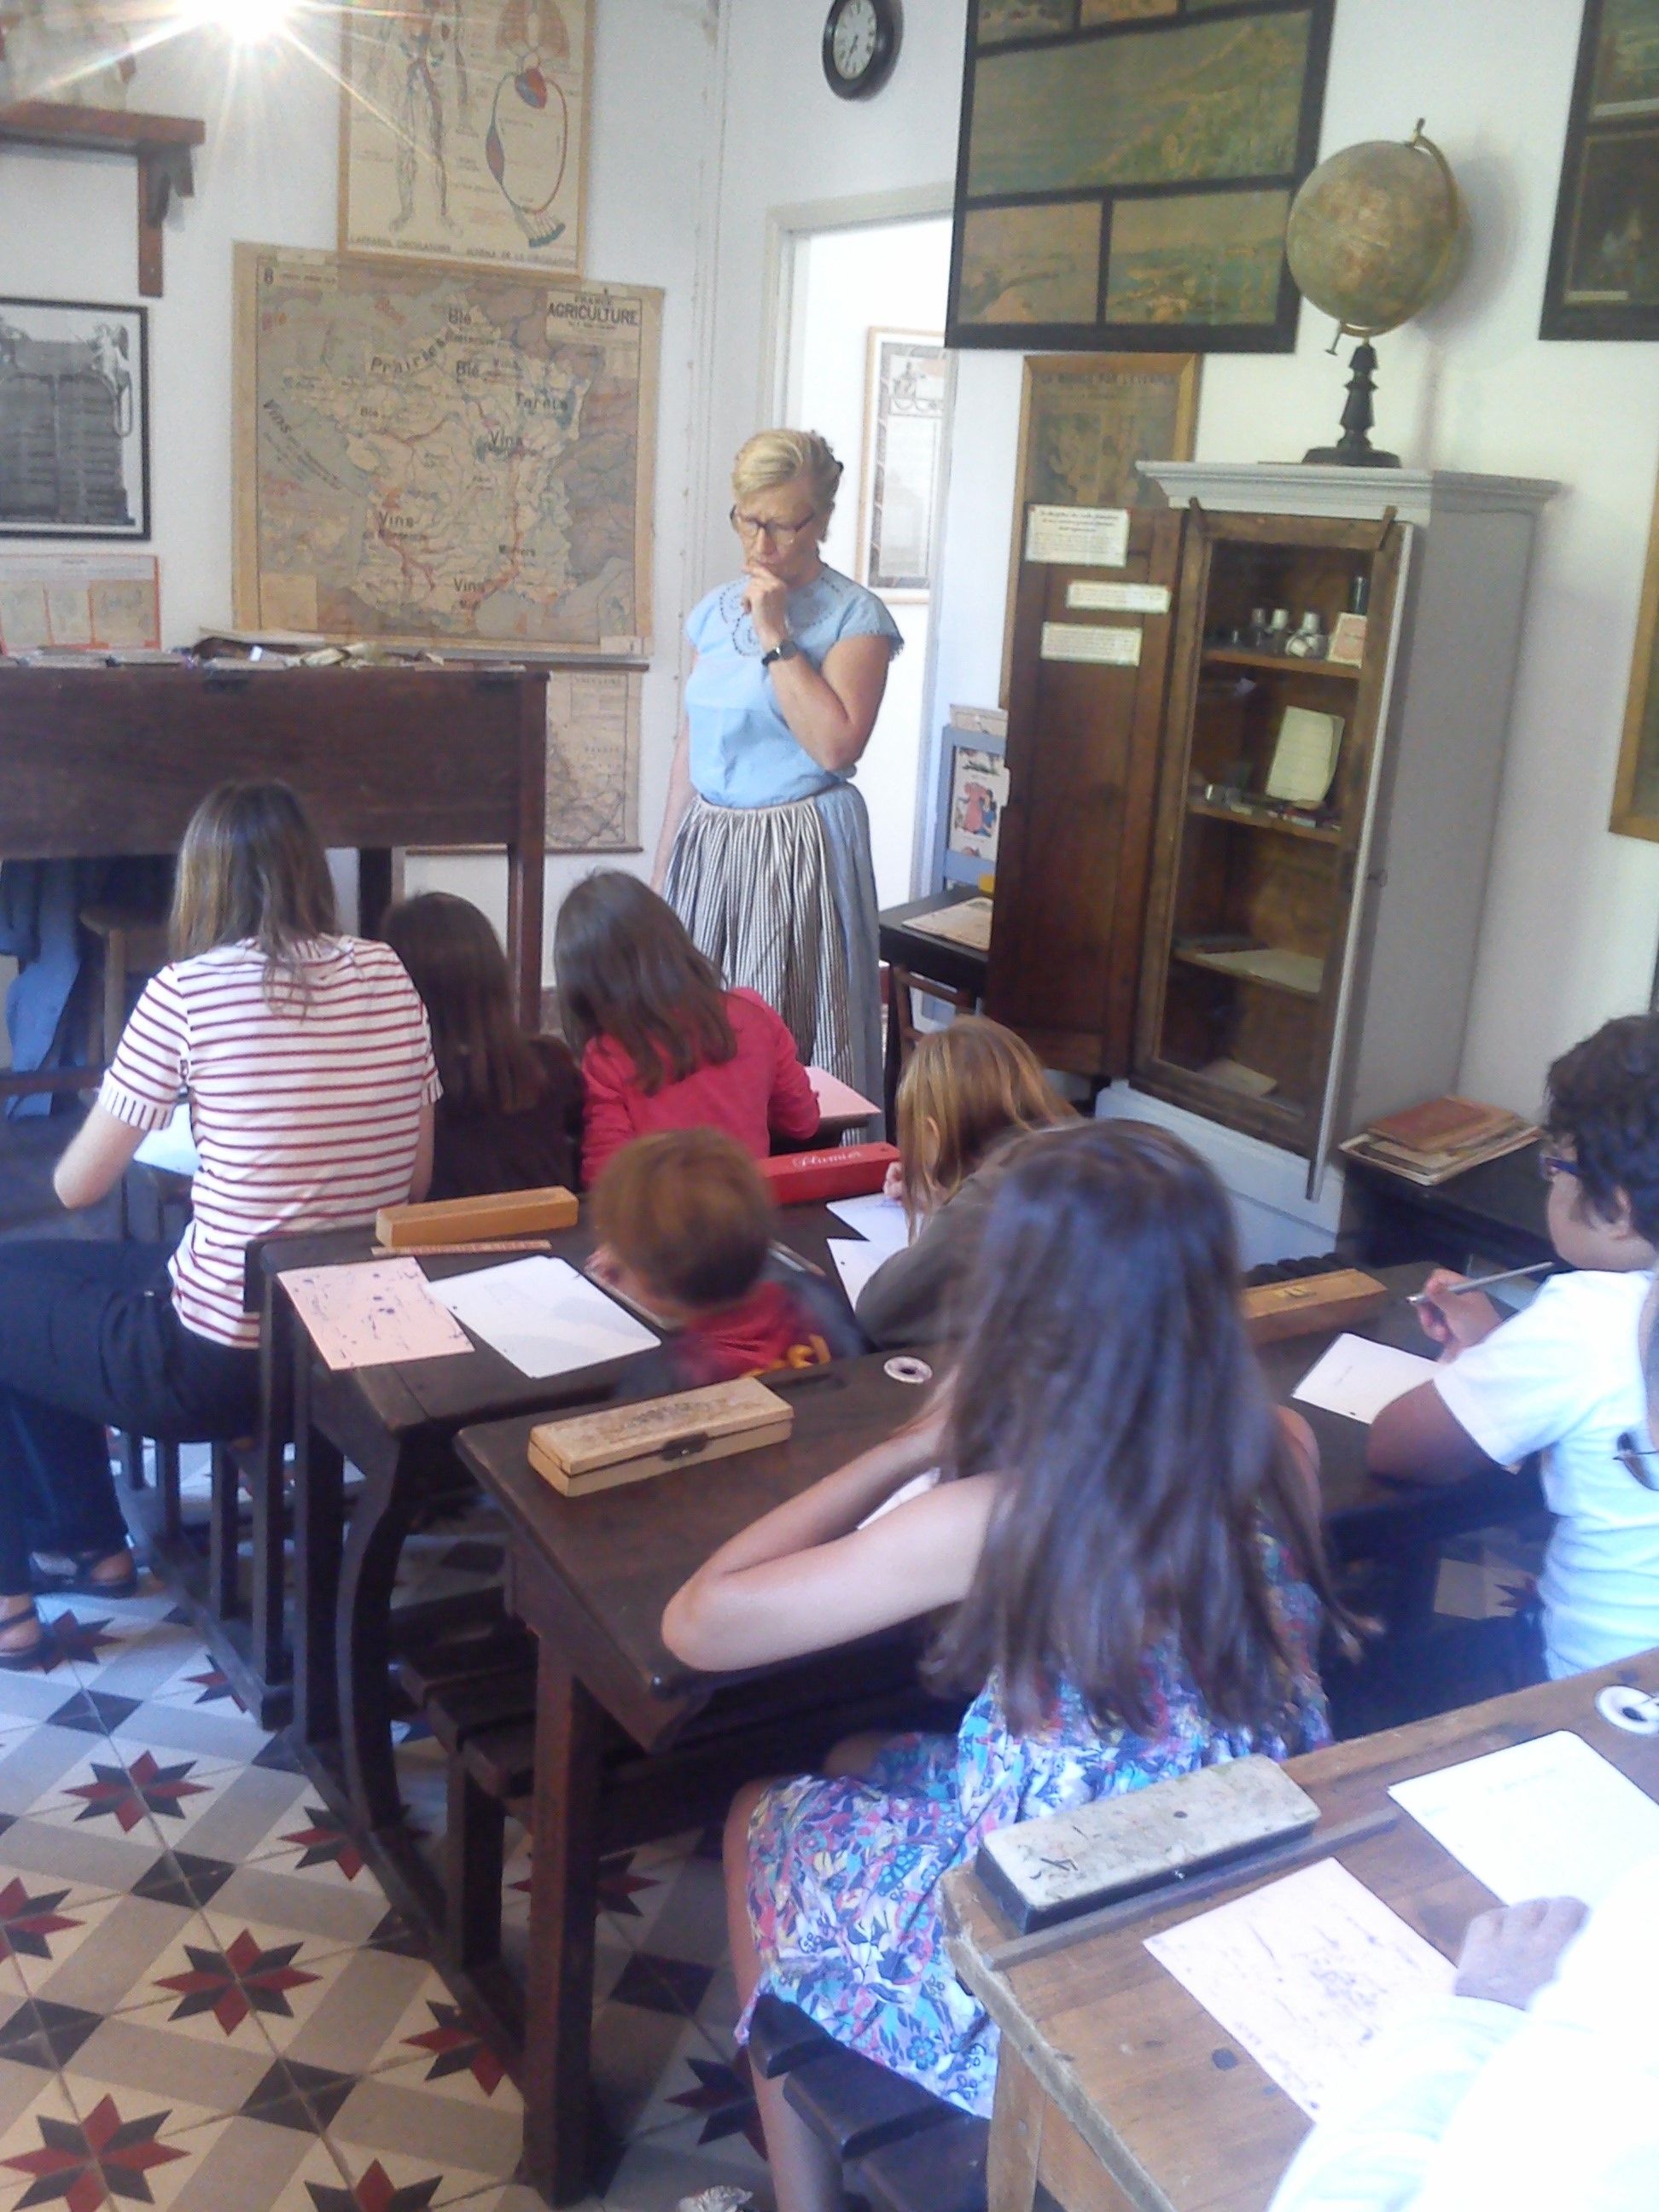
[{"left": 684, "top": 565, "right": 904, "bottom": 809}]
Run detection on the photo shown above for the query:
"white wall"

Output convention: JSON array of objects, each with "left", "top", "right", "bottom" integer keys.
[
  {"left": 788, "top": 217, "right": 950, "bottom": 906},
  {"left": 9, "top": 0, "right": 1659, "bottom": 1109}
]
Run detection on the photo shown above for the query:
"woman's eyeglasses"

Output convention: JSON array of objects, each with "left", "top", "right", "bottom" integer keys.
[
  {"left": 730, "top": 505, "right": 818, "bottom": 547},
  {"left": 1616, "top": 1430, "right": 1659, "bottom": 1491},
  {"left": 1536, "top": 1151, "right": 1583, "bottom": 1185}
]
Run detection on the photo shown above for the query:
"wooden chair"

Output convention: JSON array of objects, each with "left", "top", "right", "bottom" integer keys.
[
  {"left": 880, "top": 961, "right": 978, "bottom": 1138},
  {"left": 748, "top": 1994, "right": 989, "bottom": 2212},
  {"left": 79, "top": 905, "right": 170, "bottom": 1063}
]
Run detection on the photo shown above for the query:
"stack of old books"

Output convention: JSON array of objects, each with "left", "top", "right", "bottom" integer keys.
[{"left": 1340, "top": 1095, "right": 1538, "bottom": 1185}]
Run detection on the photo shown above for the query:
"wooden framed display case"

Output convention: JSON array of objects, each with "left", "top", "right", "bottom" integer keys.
[
  {"left": 985, "top": 508, "right": 1184, "bottom": 1078},
  {"left": 1133, "top": 508, "right": 1405, "bottom": 1156}
]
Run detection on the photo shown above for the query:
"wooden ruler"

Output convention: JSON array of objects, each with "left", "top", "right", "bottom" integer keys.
[{"left": 370, "top": 1237, "right": 554, "bottom": 1258}]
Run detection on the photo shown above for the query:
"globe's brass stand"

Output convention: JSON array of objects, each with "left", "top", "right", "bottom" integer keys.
[{"left": 1303, "top": 340, "right": 1400, "bottom": 468}]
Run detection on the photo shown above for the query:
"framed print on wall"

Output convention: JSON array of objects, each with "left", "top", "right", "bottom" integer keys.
[
  {"left": 998, "top": 350, "right": 1198, "bottom": 701},
  {"left": 1541, "top": 0, "right": 1659, "bottom": 339},
  {"left": 947, "top": 0, "right": 1335, "bottom": 353},
  {"left": 340, "top": 0, "right": 592, "bottom": 276},
  {"left": 859, "top": 330, "right": 948, "bottom": 598},
  {"left": 1611, "top": 467, "right": 1659, "bottom": 839},
  {"left": 0, "top": 298, "right": 149, "bottom": 539}
]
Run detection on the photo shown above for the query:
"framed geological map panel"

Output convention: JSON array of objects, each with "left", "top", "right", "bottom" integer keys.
[
  {"left": 1541, "top": 0, "right": 1659, "bottom": 340},
  {"left": 340, "top": 0, "right": 592, "bottom": 277},
  {"left": 233, "top": 246, "right": 658, "bottom": 653},
  {"left": 947, "top": 0, "right": 1335, "bottom": 352}
]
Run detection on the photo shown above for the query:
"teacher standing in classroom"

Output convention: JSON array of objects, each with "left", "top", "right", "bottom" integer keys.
[{"left": 652, "top": 428, "right": 901, "bottom": 1110}]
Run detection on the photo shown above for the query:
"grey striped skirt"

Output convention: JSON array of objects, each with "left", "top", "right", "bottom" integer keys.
[{"left": 665, "top": 783, "right": 882, "bottom": 1116}]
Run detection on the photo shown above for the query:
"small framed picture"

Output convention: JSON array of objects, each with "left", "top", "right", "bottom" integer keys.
[
  {"left": 948, "top": 742, "right": 1010, "bottom": 868},
  {"left": 1542, "top": 0, "right": 1659, "bottom": 340},
  {"left": 859, "top": 329, "right": 948, "bottom": 599},
  {"left": 0, "top": 298, "right": 149, "bottom": 539}
]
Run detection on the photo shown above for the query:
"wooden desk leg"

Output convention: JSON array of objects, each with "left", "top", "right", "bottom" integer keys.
[
  {"left": 521, "top": 1645, "right": 602, "bottom": 2205},
  {"left": 291, "top": 1331, "right": 344, "bottom": 1755},
  {"left": 359, "top": 848, "right": 393, "bottom": 939},
  {"left": 250, "top": 1292, "right": 294, "bottom": 1691},
  {"left": 988, "top": 2051, "right": 1042, "bottom": 2212},
  {"left": 883, "top": 972, "right": 903, "bottom": 1144},
  {"left": 335, "top": 1438, "right": 426, "bottom": 1831}
]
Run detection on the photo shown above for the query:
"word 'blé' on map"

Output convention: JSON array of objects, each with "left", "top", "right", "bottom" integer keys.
[{"left": 233, "top": 246, "right": 660, "bottom": 655}]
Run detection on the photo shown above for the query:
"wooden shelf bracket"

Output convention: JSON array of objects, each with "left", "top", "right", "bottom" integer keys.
[{"left": 0, "top": 102, "right": 206, "bottom": 297}]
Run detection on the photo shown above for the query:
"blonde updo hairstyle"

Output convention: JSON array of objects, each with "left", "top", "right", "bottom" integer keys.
[{"left": 731, "top": 428, "right": 843, "bottom": 527}]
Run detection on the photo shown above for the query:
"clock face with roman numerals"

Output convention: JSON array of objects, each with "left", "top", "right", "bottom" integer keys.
[{"left": 822, "top": 0, "right": 899, "bottom": 101}]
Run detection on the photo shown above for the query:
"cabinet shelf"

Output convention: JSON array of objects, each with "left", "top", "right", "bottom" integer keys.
[
  {"left": 1172, "top": 944, "right": 1326, "bottom": 999},
  {"left": 1202, "top": 646, "right": 1359, "bottom": 681},
  {"left": 1185, "top": 795, "right": 1342, "bottom": 845}
]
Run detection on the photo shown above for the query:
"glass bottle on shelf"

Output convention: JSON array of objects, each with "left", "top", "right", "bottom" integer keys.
[{"left": 1284, "top": 610, "right": 1328, "bottom": 659}]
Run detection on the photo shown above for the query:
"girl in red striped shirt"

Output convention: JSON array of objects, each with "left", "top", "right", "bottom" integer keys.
[{"left": 0, "top": 782, "right": 439, "bottom": 1665}]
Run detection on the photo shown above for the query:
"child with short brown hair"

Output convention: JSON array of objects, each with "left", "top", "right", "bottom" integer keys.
[{"left": 591, "top": 1129, "right": 856, "bottom": 1387}]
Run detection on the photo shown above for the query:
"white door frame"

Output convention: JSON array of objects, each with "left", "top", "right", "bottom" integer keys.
[{"left": 760, "top": 186, "right": 958, "bottom": 899}]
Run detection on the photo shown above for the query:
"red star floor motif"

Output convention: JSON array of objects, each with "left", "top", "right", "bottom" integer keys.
[
  {"left": 180, "top": 1668, "right": 242, "bottom": 1711},
  {"left": 64, "top": 1753, "right": 209, "bottom": 1833},
  {"left": 306, "top": 2158, "right": 441, "bottom": 2212},
  {"left": 155, "top": 1928, "right": 320, "bottom": 2034},
  {"left": 4, "top": 2093, "right": 188, "bottom": 2212},
  {"left": 667, "top": 2052, "right": 765, "bottom": 2157},
  {"left": 0, "top": 1878, "right": 81, "bottom": 1963},
  {"left": 40, "top": 1616, "right": 121, "bottom": 1668},
  {"left": 596, "top": 1858, "right": 659, "bottom": 1917},
  {"left": 401, "top": 2001, "right": 505, "bottom": 2096},
  {"left": 280, "top": 1808, "right": 365, "bottom": 1882}
]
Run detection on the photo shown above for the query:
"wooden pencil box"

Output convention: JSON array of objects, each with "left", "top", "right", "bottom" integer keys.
[
  {"left": 375, "top": 1185, "right": 579, "bottom": 1250},
  {"left": 760, "top": 1143, "right": 899, "bottom": 1205},
  {"left": 975, "top": 1755, "right": 1319, "bottom": 1933},
  {"left": 1241, "top": 1266, "right": 1388, "bottom": 1345},
  {"left": 527, "top": 1376, "right": 795, "bottom": 1498}
]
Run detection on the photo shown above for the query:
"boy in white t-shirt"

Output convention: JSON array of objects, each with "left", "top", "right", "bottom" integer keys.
[{"left": 1369, "top": 1016, "right": 1659, "bottom": 1679}]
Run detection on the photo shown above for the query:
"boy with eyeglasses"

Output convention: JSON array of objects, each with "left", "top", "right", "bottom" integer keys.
[{"left": 1370, "top": 1014, "right": 1659, "bottom": 1679}]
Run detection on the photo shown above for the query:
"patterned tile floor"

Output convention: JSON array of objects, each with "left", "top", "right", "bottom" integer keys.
[{"left": 0, "top": 1551, "right": 772, "bottom": 2212}]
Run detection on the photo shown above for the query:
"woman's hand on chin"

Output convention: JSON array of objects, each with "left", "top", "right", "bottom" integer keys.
[{"left": 742, "top": 565, "right": 790, "bottom": 648}]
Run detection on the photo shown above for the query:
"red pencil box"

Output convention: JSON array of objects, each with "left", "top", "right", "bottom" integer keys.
[{"left": 760, "top": 1143, "right": 898, "bottom": 1205}]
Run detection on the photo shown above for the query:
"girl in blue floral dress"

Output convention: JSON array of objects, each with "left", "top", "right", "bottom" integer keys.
[{"left": 663, "top": 1121, "right": 1353, "bottom": 2212}]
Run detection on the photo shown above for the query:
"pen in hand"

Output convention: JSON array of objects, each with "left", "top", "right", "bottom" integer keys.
[{"left": 1406, "top": 1261, "right": 1553, "bottom": 1308}]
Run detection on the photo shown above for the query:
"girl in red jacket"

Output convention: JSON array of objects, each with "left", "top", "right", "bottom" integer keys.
[{"left": 556, "top": 871, "right": 820, "bottom": 1185}]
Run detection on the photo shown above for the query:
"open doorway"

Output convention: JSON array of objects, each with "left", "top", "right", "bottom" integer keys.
[{"left": 779, "top": 214, "right": 953, "bottom": 909}]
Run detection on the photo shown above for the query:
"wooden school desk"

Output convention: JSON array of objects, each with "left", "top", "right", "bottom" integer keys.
[
  {"left": 454, "top": 1353, "right": 952, "bottom": 2204},
  {"left": 943, "top": 1647, "right": 1659, "bottom": 2212},
  {"left": 273, "top": 1202, "right": 861, "bottom": 1842},
  {"left": 0, "top": 662, "right": 549, "bottom": 1100}
]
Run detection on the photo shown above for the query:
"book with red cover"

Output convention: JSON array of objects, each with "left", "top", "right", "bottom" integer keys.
[
  {"left": 1365, "top": 1095, "right": 1516, "bottom": 1155},
  {"left": 760, "top": 1143, "right": 898, "bottom": 1205}
]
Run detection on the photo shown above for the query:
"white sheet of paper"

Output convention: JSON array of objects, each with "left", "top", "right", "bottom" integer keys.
[
  {"left": 859, "top": 1468, "right": 940, "bottom": 1529},
  {"left": 281, "top": 1258, "right": 474, "bottom": 1371},
  {"left": 806, "top": 1065, "right": 882, "bottom": 1120},
  {"left": 134, "top": 1101, "right": 200, "bottom": 1178},
  {"left": 1024, "top": 504, "right": 1129, "bottom": 567},
  {"left": 1389, "top": 1732, "right": 1659, "bottom": 1908},
  {"left": 826, "top": 1192, "right": 910, "bottom": 1256},
  {"left": 1067, "top": 579, "right": 1170, "bottom": 614},
  {"left": 1039, "top": 620, "right": 1142, "bottom": 667},
  {"left": 1144, "top": 1860, "right": 1452, "bottom": 2118},
  {"left": 828, "top": 1238, "right": 888, "bottom": 1309},
  {"left": 428, "top": 1255, "right": 657, "bottom": 1379},
  {"left": 1293, "top": 1333, "right": 1439, "bottom": 1423},
  {"left": 1266, "top": 707, "right": 1343, "bottom": 805}
]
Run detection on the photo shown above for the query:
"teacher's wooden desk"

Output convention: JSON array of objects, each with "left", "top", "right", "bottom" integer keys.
[
  {"left": 451, "top": 1269, "right": 1536, "bottom": 2203},
  {"left": 944, "top": 1647, "right": 1659, "bottom": 2212},
  {"left": 275, "top": 1202, "right": 861, "bottom": 1842},
  {"left": 0, "top": 662, "right": 549, "bottom": 1098}
]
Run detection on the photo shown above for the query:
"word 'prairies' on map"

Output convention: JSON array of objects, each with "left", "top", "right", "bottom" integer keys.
[{"left": 234, "top": 246, "right": 659, "bottom": 654}]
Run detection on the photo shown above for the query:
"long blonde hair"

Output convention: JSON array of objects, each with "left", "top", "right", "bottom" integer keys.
[
  {"left": 170, "top": 780, "right": 335, "bottom": 1004},
  {"left": 897, "top": 1015, "right": 1074, "bottom": 1225}
]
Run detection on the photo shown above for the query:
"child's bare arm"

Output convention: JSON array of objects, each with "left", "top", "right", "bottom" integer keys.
[
  {"left": 661, "top": 1395, "right": 993, "bottom": 1672},
  {"left": 1369, "top": 1382, "right": 1506, "bottom": 1484}
]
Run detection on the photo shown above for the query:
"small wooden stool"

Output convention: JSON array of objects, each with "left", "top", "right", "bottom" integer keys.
[{"left": 80, "top": 906, "right": 170, "bottom": 1062}]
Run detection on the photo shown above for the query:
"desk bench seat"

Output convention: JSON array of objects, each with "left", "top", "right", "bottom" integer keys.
[{"left": 749, "top": 1994, "right": 988, "bottom": 2212}]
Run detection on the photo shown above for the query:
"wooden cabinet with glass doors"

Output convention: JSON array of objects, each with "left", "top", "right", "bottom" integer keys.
[{"left": 1133, "top": 510, "right": 1403, "bottom": 1155}]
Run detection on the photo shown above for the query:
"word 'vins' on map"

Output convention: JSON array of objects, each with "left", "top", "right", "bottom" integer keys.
[
  {"left": 340, "top": 0, "right": 591, "bottom": 278},
  {"left": 545, "top": 667, "right": 640, "bottom": 853},
  {"left": 233, "top": 246, "right": 658, "bottom": 653}
]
